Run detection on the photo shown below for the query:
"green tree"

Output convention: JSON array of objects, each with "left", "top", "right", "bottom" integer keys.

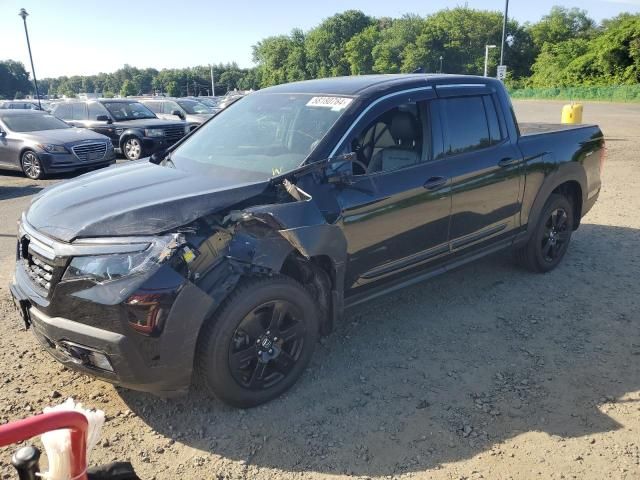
[
  {"left": 165, "top": 80, "right": 180, "bottom": 97},
  {"left": 120, "top": 79, "right": 137, "bottom": 97},
  {"left": 529, "top": 7, "right": 596, "bottom": 50},
  {"left": 0, "top": 60, "right": 32, "bottom": 99},
  {"left": 345, "top": 25, "right": 381, "bottom": 74}
]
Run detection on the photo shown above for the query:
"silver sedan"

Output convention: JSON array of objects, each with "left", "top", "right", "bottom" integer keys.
[{"left": 0, "top": 110, "right": 116, "bottom": 179}]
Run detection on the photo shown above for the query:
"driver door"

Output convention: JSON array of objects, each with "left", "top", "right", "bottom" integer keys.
[{"left": 333, "top": 89, "right": 453, "bottom": 296}]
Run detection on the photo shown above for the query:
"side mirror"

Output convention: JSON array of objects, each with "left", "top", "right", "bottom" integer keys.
[
  {"left": 96, "top": 115, "right": 112, "bottom": 123},
  {"left": 0, "top": 130, "right": 6, "bottom": 137},
  {"left": 171, "top": 109, "right": 185, "bottom": 120},
  {"left": 149, "top": 148, "right": 168, "bottom": 164}
]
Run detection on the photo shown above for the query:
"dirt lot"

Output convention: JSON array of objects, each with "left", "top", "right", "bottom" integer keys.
[{"left": 0, "top": 100, "right": 639, "bottom": 479}]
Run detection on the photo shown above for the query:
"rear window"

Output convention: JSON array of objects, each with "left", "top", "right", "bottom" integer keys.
[{"left": 53, "top": 103, "right": 72, "bottom": 119}]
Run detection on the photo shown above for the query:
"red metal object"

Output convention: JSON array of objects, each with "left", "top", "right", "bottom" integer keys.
[{"left": 0, "top": 411, "right": 88, "bottom": 480}]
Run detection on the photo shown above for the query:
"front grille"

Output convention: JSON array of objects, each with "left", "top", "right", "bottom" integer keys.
[
  {"left": 17, "top": 236, "right": 63, "bottom": 296},
  {"left": 72, "top": 142, "right": 107, "bottom": 162},
  {"left": 27, "top": 255, "right": 54, "bottom": 291},
  {"left": 163, "top": 126, "right": 186, "bottom": 145}
]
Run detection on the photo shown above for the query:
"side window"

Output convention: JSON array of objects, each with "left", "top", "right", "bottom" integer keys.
[
  {"left": 350, "top": 102, "right": 425, "bottom": 174},
  {"left": 441, "top": 96, "right": 491, "bottom": 155},
  {"left": 482, "top": 96, "right": 503, "bottom": 145},
  {"left": 144, "top": 102, "right": 162, "bottom": 114},
  {"left": 88, "top": 102, "right": 108, "bottom": 119},
  {"left": 164, "top": 101, "right": 181, "bottom": 114},
  {"left": 71, "top": 103, "right": 87, "bottom": 120},
  {"left": 53, "top": 103, "right": 72, "bottom": 119}
]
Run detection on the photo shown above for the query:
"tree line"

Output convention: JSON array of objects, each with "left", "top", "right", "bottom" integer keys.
[{"left": 1, "top": 6, "right": 638, "bottom": 100}]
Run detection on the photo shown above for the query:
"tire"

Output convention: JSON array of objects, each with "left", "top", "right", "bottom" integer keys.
[
  {"left": 515, "top": 193, "right": 574, "bottom": 273},
  {"left": 122, "top": 137, "right": 143, "bottom": 160},
  {"left": 195, "top": 275, "right": 320, "bottom": 408},
  {"left": 21, "top": 150, "right": 45, "bottom": 180}
]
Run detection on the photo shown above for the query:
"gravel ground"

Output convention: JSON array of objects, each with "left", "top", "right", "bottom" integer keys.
[{"left": 0, "top": 101, "right": 639, "bottom": 479}]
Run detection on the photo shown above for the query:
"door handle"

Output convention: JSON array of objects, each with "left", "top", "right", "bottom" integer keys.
[
  {"left": 423, "top": 176, "right": 448, "bottom": 190},
  {"left": 498, "top": 157, "right": 521, "bottom": 168}
]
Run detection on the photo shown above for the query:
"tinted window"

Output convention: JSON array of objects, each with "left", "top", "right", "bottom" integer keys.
[
  {"left": 101, "top": 101, "right": 156, "bottom": 121},
  {"left": 482, "top": 96, "right": 502, "bottom": 144},
  {"left": 1, "top": 113, "right": 70, "bottom": 132},
  {"left": 441, "top": 96, "right": 491, "bottom": 155},
  {"left": 72, "top": 103, "right": 87, "bottom": 120},
  {"left": 53, "top": 103, "right": 72, "bottom": 119},
  {"left": 88, "top": 102, "right": 108, "bottom": 119}
]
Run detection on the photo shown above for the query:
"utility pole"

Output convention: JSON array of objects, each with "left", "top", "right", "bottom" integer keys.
[
  {"left": 500, "top": 0, "right": 509, "bottom": 67},
  {"left": 18, "top": 8, "right": 41, "bottom": 109},
  {"left": 210, "top": 64, "right": 215, "bottom": 96}
]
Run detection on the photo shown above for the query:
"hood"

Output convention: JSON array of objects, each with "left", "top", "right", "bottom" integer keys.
[
  {"left": 112, "top": 118, "right": 185, "bottom": 128},
  {"left": 22, "top": 128, "right": 108, "bottom": 145},
  {"left": 26, "top": 161, "right": 270, "bottom": 242}
]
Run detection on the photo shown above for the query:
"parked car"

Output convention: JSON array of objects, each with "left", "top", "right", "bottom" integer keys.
[
  {"left": 189, "top": 96, "right": 221, "bottom": 111},
  {"left": 11, "top": 75, "right": 604, "bottom": 407},
  {"left": 0, "top": 100, "right": 45, "bottom": 111},
  {"left": 139, "top": 98, "right": 215, "bottom": 131},
  {"left": 51, "top": 99, "right": 188, "bottom": 160},
  {"left": 0, "top": 110, "right": 115, "bottom": 179}
]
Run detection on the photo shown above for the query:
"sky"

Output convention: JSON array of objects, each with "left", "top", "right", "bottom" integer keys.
[{"left": 2, "top": 0, "right": 640, "bottom": 79}]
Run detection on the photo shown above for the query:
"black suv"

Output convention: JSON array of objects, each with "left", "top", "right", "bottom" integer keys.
[{"left": 51, "top": 99, "right": 188, "bottom": 160}]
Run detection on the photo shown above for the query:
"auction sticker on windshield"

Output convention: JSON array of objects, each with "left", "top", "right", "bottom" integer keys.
[{"left": 306, "top": 96, "right": 353, "bottom": 111}]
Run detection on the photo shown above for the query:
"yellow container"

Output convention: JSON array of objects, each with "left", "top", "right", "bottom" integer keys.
[{"left": 561, "top": 103, "right": 583, "bottom": 124}]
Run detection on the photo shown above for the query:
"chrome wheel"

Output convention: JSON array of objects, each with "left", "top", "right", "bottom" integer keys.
[
  {"left": 123, "top": 138, "right": 142, "bottom": 160},
  {"left": 21, "top": 151, "right": 42, "bottom": 179}
]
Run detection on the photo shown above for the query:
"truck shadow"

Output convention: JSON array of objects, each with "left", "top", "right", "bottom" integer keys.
[{"left": 119, "top": 222, "right": 640, "bottom": 476}]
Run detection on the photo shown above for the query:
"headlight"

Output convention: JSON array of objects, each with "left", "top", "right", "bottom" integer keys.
[
  {"left": 62, "top": 235, "right": 183, "bottom": 285},
  {"left": 37, "top": 144, "right": 67, "bottom": 153},
  {"left": 144, "top": 128, "right": 164, "bottom": 137}
]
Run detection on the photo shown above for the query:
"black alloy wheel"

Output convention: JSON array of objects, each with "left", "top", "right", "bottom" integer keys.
[
  {"left": 229, "top": 300, "right": 306, "bottom": 390},
  {"left": 196, "top": 275, "right": 319, "bottom": 408}
]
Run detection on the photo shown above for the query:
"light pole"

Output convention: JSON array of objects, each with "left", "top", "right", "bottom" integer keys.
[
  {"left": 499, "top": 0, "right": 509, "bottom": 67},
  {"left": 484, "top": 44, "right": 496, "bottom": 77},
  {"left": 18, "top": 8, "right": 41, "bottom": 109},
  {"left": 439, "top": 55, "right": 444, "bottom": 73},
  {"left": 210, "top": 64, "right": 215, "bottom": 97}
]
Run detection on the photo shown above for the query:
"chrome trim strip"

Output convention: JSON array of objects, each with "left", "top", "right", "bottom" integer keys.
[
  {"left": 20, "top": 214, "right": 152, "bottom": 259},
  {"left": 435, "top": 83, "right": 487, "bottom": 88},
  {"left": 329, "top": 86, "right": 433, "bottom": 157}
]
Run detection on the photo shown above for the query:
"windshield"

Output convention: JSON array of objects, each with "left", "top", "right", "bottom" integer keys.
[
  {"left": 177, "top": 100, "right": 214, "bottom": 114},
  {"left": 169, "top": 93, "right": 352, "bottom": 181},
  {"left": 1, "top": 113, "right": 71, "bottom": 132},
  {"left": 102, "top": 101, "right": 156, "bottom": 121}
]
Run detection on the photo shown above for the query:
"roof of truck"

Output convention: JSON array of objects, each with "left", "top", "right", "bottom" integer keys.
[{"left": 259, "top": 74, "right": 494, "bottom": 97}]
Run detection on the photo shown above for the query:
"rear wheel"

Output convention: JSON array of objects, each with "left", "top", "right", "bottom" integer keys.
[
  {"left": 515, "top": 193, "right": 574, "bottom": 272},
  {"left": 21, "top": 150, "right": 45, "bottom": 180},
  {"left": 122, "top": 137, "right": 143, "bottom": 160},
  {"left": 195, "top": 275, "right": 320, "bottom": 408}
]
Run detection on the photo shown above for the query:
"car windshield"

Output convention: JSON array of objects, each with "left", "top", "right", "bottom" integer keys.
[
  {"left": 177, "top": 100, "right": 214, "bottom": 114},
  {"left": 2, "top": 114, "right": 71, "bottom": 132},
  {"left": 169, "top": 93, "right": 352, "bottom": 181},
  {"left": 102, "top": 101, "right": 156, "bottom": 121}
]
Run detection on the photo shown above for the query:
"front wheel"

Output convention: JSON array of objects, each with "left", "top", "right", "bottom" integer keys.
[
  {"left": 122, "top": 137, "right": 143, "bottom": 160},
  {"left": 515, "top": 193, "right": 574, "bottom": 272},
  {"left": 195, "top": 275, "right": 320, "bottom": 408},
  {"left": 21, "top": 150, "right": 45, "bottom": 180}
]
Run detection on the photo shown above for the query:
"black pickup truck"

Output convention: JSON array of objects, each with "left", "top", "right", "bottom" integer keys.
[{"left": 11, "top": 75, "right": 604, "bottom": 407}]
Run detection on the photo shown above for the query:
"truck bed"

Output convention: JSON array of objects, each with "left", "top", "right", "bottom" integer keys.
[{"left": 519, "top": 122, "right": 597, "bottom": 136}]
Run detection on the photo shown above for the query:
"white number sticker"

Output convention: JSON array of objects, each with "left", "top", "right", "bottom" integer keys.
[{"left": 306, "top": 96, "right": 353, "bottom": 111}]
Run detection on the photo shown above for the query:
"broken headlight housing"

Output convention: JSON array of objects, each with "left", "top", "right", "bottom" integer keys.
[{"left": 62, "top": 235, "right": 183, "bottom": 285}]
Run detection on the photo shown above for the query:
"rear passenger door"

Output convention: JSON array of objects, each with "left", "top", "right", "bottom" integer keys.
[{"left": 433, "top": 86, "right": 523, "bottom": 251}]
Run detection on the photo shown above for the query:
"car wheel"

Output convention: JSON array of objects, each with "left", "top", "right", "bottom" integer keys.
[
  {"left": 195, "top": 275, "right": 320, "bottom": 408},
  {"left": 515, "top": 193, "right": 574, "bottom": 273},
  {"left": 21, "top": 150, "right": 45, "bottom": 180},
  {"left": 123, "top": 137, "right": 143, "bottom": 160}
]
